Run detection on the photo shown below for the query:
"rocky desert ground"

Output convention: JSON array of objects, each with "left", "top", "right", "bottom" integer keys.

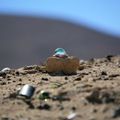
[{"left": 0, "top": 55, "right": 120, "bottom": 120}]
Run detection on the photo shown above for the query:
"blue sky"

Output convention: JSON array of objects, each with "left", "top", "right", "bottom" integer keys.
[{"left": 0, "top": 0, "right": 120, "bottom": 37}]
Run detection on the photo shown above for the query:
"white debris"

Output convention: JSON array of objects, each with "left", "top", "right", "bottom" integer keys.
[
  {"left": 1, "top": 67, "right": 11, "bottom": 72},
  {"left": 80, "top": 60, "right": 87, "bottom": 64},
  {"left": 67, "top": 112, "right": 77, "bottom": 120}
]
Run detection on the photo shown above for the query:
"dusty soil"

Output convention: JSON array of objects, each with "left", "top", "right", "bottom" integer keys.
[{"left": 0, "top": 55, "right": 120, "bottom": 120}]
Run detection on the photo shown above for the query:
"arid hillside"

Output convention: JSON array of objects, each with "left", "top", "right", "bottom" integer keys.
[{"left": 0, "top": 14, "right": 120, "bottom": 69}]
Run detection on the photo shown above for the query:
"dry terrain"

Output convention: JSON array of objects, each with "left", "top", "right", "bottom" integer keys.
[{"left": 0, "top": 55, "right": 120, "bottom": 120}]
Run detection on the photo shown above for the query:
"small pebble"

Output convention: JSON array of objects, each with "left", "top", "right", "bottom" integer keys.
[
  {"left": 37, "top": 103, "right": 51, "bottom": 110},
  {"left": 19, "top": 78, "right": 22, "bottom": 81},
  {"left": 101, "top": 71, "right": 107, "bottom": 76},
  {"left": 41, "top": 77, "right": 48, "bottom": 81},
  {"left": 65, "top": 77, "right": 68, "bottom": 80},
  {"left": 15, "top": 71, "right": 20, "bottom": 76},
  {"left": 0, "top": 82, "right": 6, "bottom": 85}
]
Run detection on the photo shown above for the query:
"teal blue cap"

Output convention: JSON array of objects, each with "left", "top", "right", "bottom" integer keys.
[{"left": 54, "top": 48, "right": 66, "bottom": 55}]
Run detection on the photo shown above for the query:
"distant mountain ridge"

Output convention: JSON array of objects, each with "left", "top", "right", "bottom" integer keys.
[{"left": 0, "top": 14, "right": 120, "bottom": 69}]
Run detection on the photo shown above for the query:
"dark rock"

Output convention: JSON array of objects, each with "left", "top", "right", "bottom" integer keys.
[
  {"left": 74, "top": 77, "right": 81, "bottom": 81},
  {"left": 100, "top": 90, "right": 115, "bottom": 103},
  {"left": 37, "top": 103, "right": 51, "bottom": 110},
  {"left": 0, "top": 71, "right": 6, "bottom": 78},
  {"left": 109, "top": 74, "right": 119, "bottom": 78},
  {"left": 8, "top": 92, "right": 17, "bottom": 99},
  {"left": 41, "top": 77, "right": 48, "bottom": 81},
  {"left": 15, "top": 71, "right": 20, "bottom": 76},
  {"left": 86, "top": 89, "right": 102, "bottom": 104},
  {"left": 17, "top": 83, "right": 22, "bottom": 85},
  {"left": 86, "top": 89, "right": 115, "bottom": 104},
  {"left": 65, "top": 77, "right": 68, "bottom": 80},
  {"left": 78, "top": 65, "right": 85, "bottom": 70},
  {"left": 106, "top": 55, "right": 114, "bottom": 61},
  {"left": 112, "top": 107, "right": 120, "bottom": 118},
  {"left": 7, "top": 78, "right": 11, "bottom": 81},
  {"left": 0, "top": 82, "right": 6, "bottom": 85},
  {"left": 71, "top": 106, "right": 76, "bottom": 111},
  {"left": 25, "top": 100, "right": 35, "bottom": 109},
  {"left": 1, "top": 116, "right": 10, "bottom": 120},
  {"left": 18, "top": 78, "right": 22, "bottom": 81},
  {"left": 101, "top": 71, "right": 107, "bottom": 76}
]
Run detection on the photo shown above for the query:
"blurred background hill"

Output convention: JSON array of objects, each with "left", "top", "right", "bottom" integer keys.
[{"left": 0, "top": 0, "right": 120, "bottom": 69}]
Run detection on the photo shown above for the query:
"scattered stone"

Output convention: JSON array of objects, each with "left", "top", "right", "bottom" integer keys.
[
  {"left": 17, "top": 83, "right": 22, "bottom": 85},
  {"left": 0, "top": 56, "right": 120, "bottom": 120},
  {"left": 0, "top": 71, "right": 6, "bottom": 78},
  {"left": 86, "top": 89, "right": 115, "bottom": 104},
  {"left": 109, "top": 74, "right": 119, "bottom": 78},
  {"left": 65, "top": 76, "right": 68, "bottom": 80},
  {"left": 112, "top": 107, "right": 120, "bottom": 118},
  {"left": 71, "top": 106, "right": 76, "bottom": 111},
  {"left": 0, "top": 81, "right": 6, "bottom": 85},
  {"left": 106, "top": 55, "right": 114, "bottom": 61},
  {"left": 15, "top": 71, "right": 20, "bottom": 76},
  {"left": 86, "top": 89, "right": 101, "bottom": 104},
  {"left": 8, "top": 92, "right": 17, "bottom": 99},
  {"left": 74, "top": 77, "right": 81, "bottom": 81},
  {"left": 78, "top": 65, "right": 85, "bottom": 70},
  {"left": 41, "top": 77, "right": 48, "bottom": 81},
  {"left": 18, "top": 78, "right": 22, "bottom": 81},
  {"left": 101, "top": 71, "right": 107, "bottom": 76},
  {"left": 37, "top": 103, "right": 51, "bottom": 110},
  {"left": 1, "top": 115, "right": 10, "bottom": 120}
]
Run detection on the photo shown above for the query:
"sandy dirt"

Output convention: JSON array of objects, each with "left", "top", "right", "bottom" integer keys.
[{"left": 0, "top": 55, "right": 120, "bottom": 120}]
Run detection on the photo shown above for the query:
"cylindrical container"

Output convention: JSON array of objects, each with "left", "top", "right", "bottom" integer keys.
[{"left": 19, "top": 84, "right": 35, "bottom": 98}]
